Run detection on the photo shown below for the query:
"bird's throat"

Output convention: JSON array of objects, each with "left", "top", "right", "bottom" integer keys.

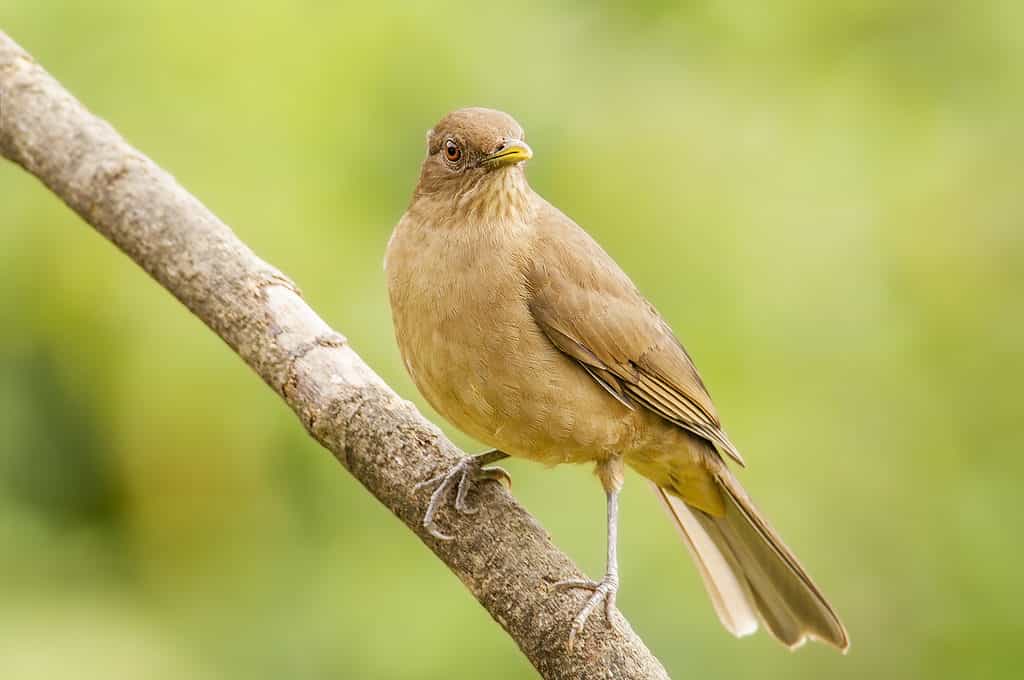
[{"left": 456, "top": 167, "right": 532, "bottom": 224}]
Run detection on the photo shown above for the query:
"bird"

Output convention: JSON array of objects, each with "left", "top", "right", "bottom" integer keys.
[{"left": 384, "top": 107, "right": 849, "bottom": 652}]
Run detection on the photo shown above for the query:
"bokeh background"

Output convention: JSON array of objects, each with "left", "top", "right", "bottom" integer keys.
[{"left": 2, "top": 2, "right": 1022, "bottom": 678}]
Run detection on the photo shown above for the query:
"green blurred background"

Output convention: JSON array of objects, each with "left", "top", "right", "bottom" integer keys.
[{"left": 2, "top": 1, "right": 1022, "bottom": 678}]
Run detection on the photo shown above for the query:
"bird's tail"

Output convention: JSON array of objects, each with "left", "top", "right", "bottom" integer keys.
[{"left": 653, "top": 471, "right": 849, "bottom": 652}]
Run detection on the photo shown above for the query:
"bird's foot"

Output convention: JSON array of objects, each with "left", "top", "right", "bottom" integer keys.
[
  {"left": 413, "top": 451, "right": 511, "bottom": 540},
  {"left": 553, "top": 573, "right": 620, "bottom": 651}
]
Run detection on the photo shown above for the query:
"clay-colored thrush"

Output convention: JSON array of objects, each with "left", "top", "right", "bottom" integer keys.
[{"left": 385, "top": 107, "right": 849, "bottom": 652}]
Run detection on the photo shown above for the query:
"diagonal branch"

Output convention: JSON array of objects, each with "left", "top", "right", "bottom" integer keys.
[{"left": 0, "top": 32, "right": 670, "bottom": 679}]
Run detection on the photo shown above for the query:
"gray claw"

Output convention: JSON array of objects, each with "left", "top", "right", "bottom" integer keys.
[
  {"left": 553, "top": 575, "right": 620, "bottom": 651},
  {"left": 414, "top": 455, "right": 510, "bottom": 539}
]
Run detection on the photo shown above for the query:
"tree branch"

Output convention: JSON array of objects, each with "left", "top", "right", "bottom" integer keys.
[{"left": 0, "top": 32, "right": 669, "bottom": 679}]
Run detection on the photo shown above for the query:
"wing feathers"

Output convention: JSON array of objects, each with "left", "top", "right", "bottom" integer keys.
[{"left": 525, "top": 203, "right": 744, "bottom": 463}]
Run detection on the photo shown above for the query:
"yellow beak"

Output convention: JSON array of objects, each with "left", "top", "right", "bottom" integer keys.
[{"left": 481, "top": 139, "right": 533, "bottom": 167}]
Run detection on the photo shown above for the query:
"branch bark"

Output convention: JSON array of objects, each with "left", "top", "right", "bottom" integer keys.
[{"left": 0, "top": 32, "right": 669, "bottom": 679}]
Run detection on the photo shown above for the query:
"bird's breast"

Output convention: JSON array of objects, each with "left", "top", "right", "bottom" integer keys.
[{"left": 385, "top": 217, "right": 637, "bottom": 465}]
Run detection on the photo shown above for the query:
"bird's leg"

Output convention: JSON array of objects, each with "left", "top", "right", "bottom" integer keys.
[
  {"left": 413, "top": 448, "right": 511, "bottom": 540},
  {"left": 554, "top": 479, "right": 622, "bottom": 651}
]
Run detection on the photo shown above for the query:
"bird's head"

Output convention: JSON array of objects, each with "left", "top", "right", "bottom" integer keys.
[{"left": 413, "top": 107, "right": 533, "bottom": 220}]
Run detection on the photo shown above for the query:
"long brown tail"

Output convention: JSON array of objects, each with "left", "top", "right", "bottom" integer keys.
[{"left": 654, "top": 471, "right": 850, "bottom": 652}]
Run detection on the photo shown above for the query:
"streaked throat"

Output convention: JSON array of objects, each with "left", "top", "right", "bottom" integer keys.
[{"left": 457, "top": 167, "right": 532, "bottom": 223}]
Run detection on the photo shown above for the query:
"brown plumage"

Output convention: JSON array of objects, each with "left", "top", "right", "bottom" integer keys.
[{"left": 386, "top": 107, "right": 849, "bottom": 652}]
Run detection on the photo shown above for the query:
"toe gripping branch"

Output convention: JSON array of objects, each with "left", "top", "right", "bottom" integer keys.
[
  {"left": 413, "top": 449, "right": 511, "bottom": 540},
  {"left": 414, "top": 450, "right": 623, "bottom": 652}
]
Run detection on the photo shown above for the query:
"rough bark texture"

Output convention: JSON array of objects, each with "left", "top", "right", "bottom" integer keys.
[{"left": 0, "top": 32, "right": 670, "bottom": 679}]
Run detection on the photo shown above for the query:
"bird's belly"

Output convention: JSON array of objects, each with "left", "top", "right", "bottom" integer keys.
[{"left": 395, "top": 283, "right": 635, "bottom": 466}]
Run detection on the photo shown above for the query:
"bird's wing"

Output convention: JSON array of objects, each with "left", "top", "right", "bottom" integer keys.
[{"left": 526, "top": 204, "right": 745, "bottom": 466}]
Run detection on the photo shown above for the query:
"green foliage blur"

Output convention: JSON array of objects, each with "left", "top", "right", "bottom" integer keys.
[{"left": 2, "top": 2, "right": 1022, "bottom": 678}]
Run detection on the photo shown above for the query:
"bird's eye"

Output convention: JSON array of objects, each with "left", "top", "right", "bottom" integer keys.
[{"left": 444, "top": 139, "right": 462, "bottom": 163}]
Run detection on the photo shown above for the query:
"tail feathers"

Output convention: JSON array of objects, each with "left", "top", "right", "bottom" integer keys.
[
  {"left": 654, "top": 473, "right": 850, "bottom": 652},
  {"left": 655, "top": 485, "right": 758, "bottom": 637}
]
